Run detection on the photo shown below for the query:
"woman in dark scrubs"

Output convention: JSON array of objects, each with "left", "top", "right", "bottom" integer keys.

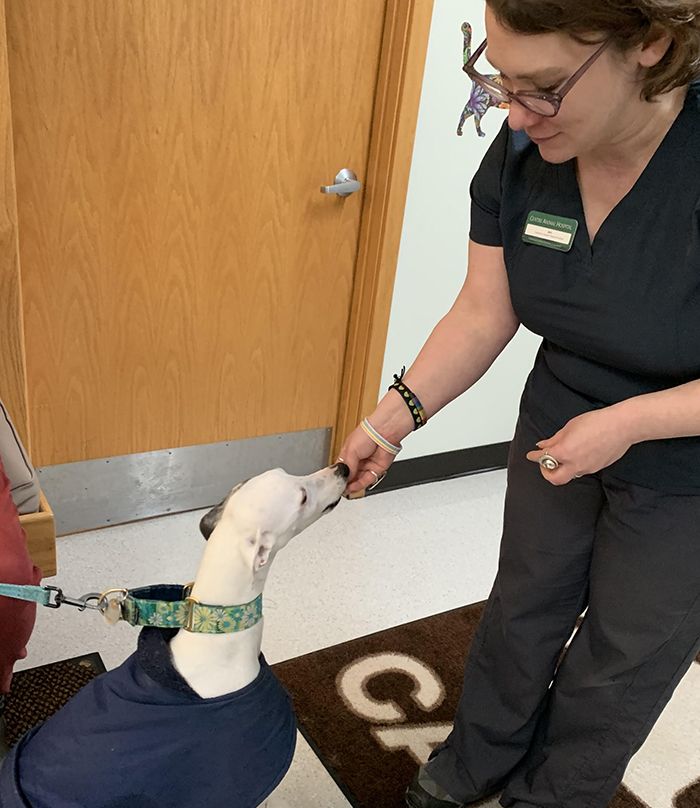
[{"left": 338, "top": 2, "right": 700, "bottom": 806}]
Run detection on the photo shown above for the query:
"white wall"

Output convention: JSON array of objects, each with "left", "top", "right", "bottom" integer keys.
[{"left": 380, "top": 0, "right": 541, "bottom": 460}]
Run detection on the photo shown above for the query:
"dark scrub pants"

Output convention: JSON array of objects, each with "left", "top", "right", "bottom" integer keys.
[{"left": 425, "top": 412, "right": 700, "bottom": 807}]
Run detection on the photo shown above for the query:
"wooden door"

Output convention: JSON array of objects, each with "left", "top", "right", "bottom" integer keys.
[
  {"left": 4, "top": 0, "right": 395, "bottom": 466},
  {"left": 0, "top": 1, "right": 28, "bottom": 449}
]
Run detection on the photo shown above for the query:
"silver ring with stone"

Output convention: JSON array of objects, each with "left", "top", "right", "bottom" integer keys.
[{"left": 539, "top": 453, "right": 560, "bottom": 472}]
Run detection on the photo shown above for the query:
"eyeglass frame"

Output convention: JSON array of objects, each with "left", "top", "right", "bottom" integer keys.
[{"left": 464, "top": 37, "right": 611, "bottom": 117}]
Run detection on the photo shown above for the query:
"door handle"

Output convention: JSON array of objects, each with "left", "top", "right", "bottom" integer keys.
[{"left": 320, "top": 168, "right": 361, "bottom": 197}]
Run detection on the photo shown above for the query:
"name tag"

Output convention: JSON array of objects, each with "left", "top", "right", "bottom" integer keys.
[{"left": 522, "top": 210, "right": 579, "bottom": 252}]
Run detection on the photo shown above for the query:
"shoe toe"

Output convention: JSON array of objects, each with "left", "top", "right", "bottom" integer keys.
[{"left": 405, "top": 768, "right": 462, "bottom": 808}]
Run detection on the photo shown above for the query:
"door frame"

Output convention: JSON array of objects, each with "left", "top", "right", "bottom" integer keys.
[{"left": 332, "top": 0, "right": 434, "bottom": 459}]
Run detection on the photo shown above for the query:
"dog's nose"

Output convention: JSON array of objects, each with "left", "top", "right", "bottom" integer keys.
[{"left": 334, "top": 462, "right": 350, "bottom": 479}]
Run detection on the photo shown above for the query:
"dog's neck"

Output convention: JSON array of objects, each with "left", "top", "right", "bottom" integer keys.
[
  {"left": 169, "top": 528, "right": 274, "bottom": 699},
  {"left": 190, "top": 528, "right": 267, "bottom": 605}
]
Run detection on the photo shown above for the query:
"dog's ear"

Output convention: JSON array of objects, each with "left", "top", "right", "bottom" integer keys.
[
  {"left": 199, "top": 479, "right": 249, "bottom": 540},
  {"left": 251, "top": 527, "right": 274, "bottom": 573},
  {"left": 199, "top": 500, "right": 225, "bottom": 540}
]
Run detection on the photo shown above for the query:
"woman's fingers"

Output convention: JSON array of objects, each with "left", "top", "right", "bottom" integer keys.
[
  {"left": 338, "top": 425, "right": 398, "bottom": 494},
  {"left": 345, "top": 458, "right": 392, "bottom": 494}
]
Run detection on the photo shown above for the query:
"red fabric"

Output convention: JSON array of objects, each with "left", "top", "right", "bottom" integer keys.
[{"left": 0, "top": 459, "right": 41, "bottom": 693}]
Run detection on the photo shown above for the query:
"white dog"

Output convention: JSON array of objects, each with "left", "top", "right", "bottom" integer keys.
[{"left": 0, "top": 463, "right": 349, "bottom": 808}]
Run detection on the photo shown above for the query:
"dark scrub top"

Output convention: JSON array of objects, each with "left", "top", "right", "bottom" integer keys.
[
  {"left": 0, "top": 628, "right": 296, "bottom": 808},
  {"left": 470, "top": 80, "right": 700, "bottom": 493}
]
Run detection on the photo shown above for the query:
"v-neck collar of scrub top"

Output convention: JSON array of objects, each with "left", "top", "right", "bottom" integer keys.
[{"left": 559, "top": 85, "right": 695, "bottom": 262}]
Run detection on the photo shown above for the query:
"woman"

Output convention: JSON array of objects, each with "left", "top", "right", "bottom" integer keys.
[{"left": 338, "top": 2, "right": 700, "bottom": 806}]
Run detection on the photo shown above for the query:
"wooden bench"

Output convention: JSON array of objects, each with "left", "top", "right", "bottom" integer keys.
[{"left": 19, "top": 491, "right": 57, "bottom": 577}]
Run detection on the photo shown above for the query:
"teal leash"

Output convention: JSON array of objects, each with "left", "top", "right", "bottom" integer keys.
[
  {"left": 0, "top": 582, "right": 264, "bottom": 634},
  {"left": 0, "top": 583, "right": 101, "bottom": 610}
]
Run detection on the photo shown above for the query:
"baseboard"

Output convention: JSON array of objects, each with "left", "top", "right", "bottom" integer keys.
[
  {"left": 34, "top": 436, "right": 508, "bottom": 537},
  {"left": 37, "top": 428, "right": 331, "bottom": 536},
  {"left": 367, "top": 441, "right": 510, "bottom": 495}
]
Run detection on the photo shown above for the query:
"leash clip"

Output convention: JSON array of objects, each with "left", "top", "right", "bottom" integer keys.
[{"left": 43, "top": 586, "right": 103, "bottom": 611}]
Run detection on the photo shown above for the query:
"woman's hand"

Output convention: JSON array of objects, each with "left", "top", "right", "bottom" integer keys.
[
  {"left": 526, "top": 406, "right": 633, "bottom": 485},
  {"left": 337, "top": 424, "right": 398, "bottom": 495}
]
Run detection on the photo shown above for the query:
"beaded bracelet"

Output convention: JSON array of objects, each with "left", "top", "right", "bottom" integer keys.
[
  {"left": 388, "top": 366, "right": 427, "bottom": 430},
  {"left": 360, "top": 418, "right": 402, "bottom": 456}
]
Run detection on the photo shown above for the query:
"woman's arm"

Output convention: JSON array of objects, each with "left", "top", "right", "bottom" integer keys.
[
  {"left": 526, "top": 379, "right": 700, "bottom": 486},
  {"left": 613, "top": 378, "right": 700, "bottom": 443},
  {"left": 368, "top": 240, "right": 520, "bottom": 445}
]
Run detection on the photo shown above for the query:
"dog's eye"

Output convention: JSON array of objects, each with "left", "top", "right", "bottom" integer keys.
[{"left": 300, "top": 489, "right": 308, "bottom": 506}]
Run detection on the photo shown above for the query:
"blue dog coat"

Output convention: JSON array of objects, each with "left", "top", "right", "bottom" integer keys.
[{"left": 0, "top": 626, "right": 296, "bottom": 808}]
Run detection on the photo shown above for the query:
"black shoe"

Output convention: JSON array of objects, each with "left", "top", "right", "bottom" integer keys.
[{"left": 405, "top": 766, "right": 463, "bottom": 808}]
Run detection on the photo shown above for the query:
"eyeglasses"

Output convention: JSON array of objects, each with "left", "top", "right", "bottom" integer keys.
[{"left": 464, "top": 38, "right": 611, "bottom": 117}]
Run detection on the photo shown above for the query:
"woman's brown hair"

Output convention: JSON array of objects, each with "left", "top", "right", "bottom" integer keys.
[{"left": 486, "top": 0, "right": 700, "bottom": 100}]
